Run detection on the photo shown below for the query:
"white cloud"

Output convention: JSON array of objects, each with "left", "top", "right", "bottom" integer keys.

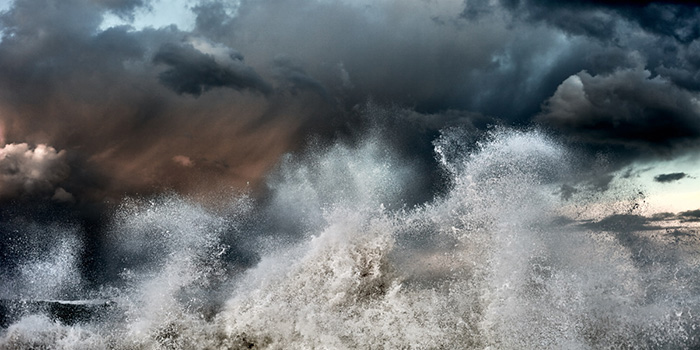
[{"left": 0, "top": 143, "right": 70, "bottom": 199}]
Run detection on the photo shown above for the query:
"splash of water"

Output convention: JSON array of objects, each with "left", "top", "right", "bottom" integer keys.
[{"left": 1, "top": 127, "right": 699, "bottom": 349}]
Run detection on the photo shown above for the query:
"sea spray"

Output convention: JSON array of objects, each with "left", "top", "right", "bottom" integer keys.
[{"left": 1, "top": 128, "right": 699, "bottom": 349}]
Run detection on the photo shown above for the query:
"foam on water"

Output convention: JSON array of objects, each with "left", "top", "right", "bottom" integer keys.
[{"left": 1, "top": 127, "right": 699, "bottom": 349}]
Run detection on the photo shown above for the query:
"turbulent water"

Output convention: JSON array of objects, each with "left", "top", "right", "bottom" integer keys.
[{"left": 1, "top": 128, "right": 699, "bottom": 349}]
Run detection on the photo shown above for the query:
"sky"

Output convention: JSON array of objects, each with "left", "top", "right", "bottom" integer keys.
[{"left": 0, "top": 0, "right": 699, "bottom": 214}]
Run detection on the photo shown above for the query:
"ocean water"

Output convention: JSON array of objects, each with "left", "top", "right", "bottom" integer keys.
[{"left": 1, "top": 128, "right": 699, "bottom": 349}]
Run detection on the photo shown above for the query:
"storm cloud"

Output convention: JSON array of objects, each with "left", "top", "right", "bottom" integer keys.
[
  {"left": 537, "top": 66, "right": 700, "bottom": 152},
  {"left": 0, "top": 0, "right": 698, "bottom": 205}
]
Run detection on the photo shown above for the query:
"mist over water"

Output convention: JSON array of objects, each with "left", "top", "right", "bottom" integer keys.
[{"left": 1, "top": 126, "right": 699, "bottom": 349}]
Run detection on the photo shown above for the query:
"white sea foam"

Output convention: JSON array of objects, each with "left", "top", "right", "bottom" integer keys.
[{"left": 1, "top": 127, "right": 698, "bottom": 349}]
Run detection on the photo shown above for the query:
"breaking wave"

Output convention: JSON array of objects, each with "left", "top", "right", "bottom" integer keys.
[{"left": 1, "top": 127, "right": 699, "bottom": 349}]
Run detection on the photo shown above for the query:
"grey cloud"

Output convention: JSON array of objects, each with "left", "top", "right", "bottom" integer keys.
[
  {"left": 153, "top": 42, "right": 272, "bottom": 96},
  {"left": 654, "top": 172, "right": 687, "bottom": 183}
]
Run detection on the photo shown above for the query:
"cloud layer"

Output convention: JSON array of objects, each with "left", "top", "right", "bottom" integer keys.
[{"left": 0, "top": 0, "right": 699, "bottom": 203}]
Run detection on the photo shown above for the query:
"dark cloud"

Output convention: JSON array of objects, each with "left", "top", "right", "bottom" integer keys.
[
  {"left": 153, "top": 42, "right": 272, "bottom": 96},
  {"left": 493, "top": 0, "right": 700, "bottom": 43},
  {"left": 537, "top": 66, "right": 700, "bottom": 155},
  {"left": 654, "top": 172, "right": 687, "bottom": 183},
  {"left": 479, "top": 0, "right": 700, "bottom": 173}
]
